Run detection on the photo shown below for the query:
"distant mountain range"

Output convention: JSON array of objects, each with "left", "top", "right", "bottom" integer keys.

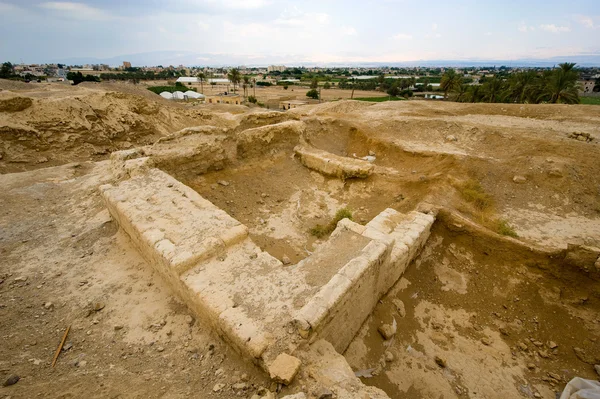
[{"left": 52, "top": 51, "right": 600, "bottom": 68}]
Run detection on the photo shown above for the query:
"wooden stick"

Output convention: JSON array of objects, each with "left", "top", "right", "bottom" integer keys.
[{"left": 51, "top": 325, "right": 71, "bottom": 367}]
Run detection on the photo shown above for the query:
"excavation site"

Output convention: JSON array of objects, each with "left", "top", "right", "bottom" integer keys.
[{"left": 1, "top": 82, "right": 600, "bottom": 399}]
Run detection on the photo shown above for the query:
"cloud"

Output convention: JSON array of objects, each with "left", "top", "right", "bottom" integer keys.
[
  {"left": 431, "top": 23, "right": 438, "bottom": 31},
  {"left": 342, "top": 26, "right": 357, "bottom": 36},
  {"left": 575, "top": 15, "right": 595, "bottom": 29},
  {"left": 39, "top": 2, "right": 111, "bottom": 20},
  {"left": 275, "top": 8, "right": 329, "bottom": 26},
  {"left": 208, "top": 0, "right": 270, "bottom": 9},
  {"left": 518, "top": 22, "right": 535, "bottom": 32},
  {"left": 392, "top": 33, "right": 413, "bottom": 40},
  {"left": 539, "top": 24, "right": 570, "bottom": 33},
  {"left": 197, "top": 21, "right": 210, "bottom": 31},
  {"left": 484, "top": 32, "right": 492, "bottom": 36}
]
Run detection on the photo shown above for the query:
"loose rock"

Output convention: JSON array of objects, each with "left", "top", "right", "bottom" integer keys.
[
  {"left": 212, "top": 383, "right": 225, "bottom": 392},
  {"left": 268, "top": 353, "right": 302, "bottom": 385},
  {"left": 218, "top": 180, "right": 230, "bottom": 186},
  {"left": 378, "top": 319, "right": 397, "bottom": 340},
  {"left": 435, "top": 356, "right": 447, "bottom": 368},
  {"left": 3, "top": 375, "right": 20, "bottom": 386},
  {"left": 385, "top": 351, "right": 394, "bottom": 362},
  {"left": 392, "top": 299, "right": 406, "bottom": 317},
  {"left": 513, "top": 175, "right": 527, "bottom": 184}
]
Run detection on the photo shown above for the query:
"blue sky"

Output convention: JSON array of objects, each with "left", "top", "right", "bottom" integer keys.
[{"left": 1, "top": 0, "right": 599, "bottom": 65}]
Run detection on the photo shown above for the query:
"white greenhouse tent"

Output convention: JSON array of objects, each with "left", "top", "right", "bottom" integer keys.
[
  {"left": 172, "top": 91, "right": 185, "bottom": 100},
  {"left": 184, "top": 91, "right": 205, "bottom": 99},
  {"left": 159, "top": 91, "right": 173, "bottom": 100}
]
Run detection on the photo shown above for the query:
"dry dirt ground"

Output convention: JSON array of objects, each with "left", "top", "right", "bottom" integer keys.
[{"left": 1, "top": 80, "right": 600, "bottom": 398}]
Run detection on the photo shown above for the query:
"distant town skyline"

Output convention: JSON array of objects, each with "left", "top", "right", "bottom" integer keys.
[{"left": 1, "top": 0, "right": 599, "bottom": 66}]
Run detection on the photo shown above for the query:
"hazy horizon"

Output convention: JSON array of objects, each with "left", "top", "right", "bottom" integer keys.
[{"left": 1, "top": 0, "right": 599, "bottom": 66}]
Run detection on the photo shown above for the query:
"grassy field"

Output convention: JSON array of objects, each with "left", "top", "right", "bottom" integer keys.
[
  {"left": 581, "top": 96, "right": 600, "bottom": 105},
  {"left": 354, "top": 96, "right": 405, "bottom": 102}
]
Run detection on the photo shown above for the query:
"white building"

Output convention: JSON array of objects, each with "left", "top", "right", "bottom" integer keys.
[{"left": 267, "top": 65, "right": 286, "bottom": 73}]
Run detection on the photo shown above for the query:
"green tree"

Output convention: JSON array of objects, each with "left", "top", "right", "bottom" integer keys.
[
  {"left": 243, "top": 75, "right": 250, "bottom": 98},
  {"left": 386, "top": 83, "right": 400, "bottom": 97},
  {"left": 539, "top": 63, "right": 580, "bottom": 104},
  {"left": 481, "top": 76, "right": 505, "bottom": 103},
  {"left": 197, "top": 72, "right": 206, "bottom": 93},
  {"left": 310, "top": 77, "right": 318, "bottom": 89},
  {"left": 440, "top": 69, "right": 462, "bottom": 98},
  {"left": 0, "top": 62, "right": 14, "bottom": 79},
  {"left": 306, "top": 89, "right": 319, "bottom": 99},
  {"left": 505, "top": 71, "right": 538, "bottom": 103},
  {"left": 227, "top": 68, "right": 241, "bottom": 93}
]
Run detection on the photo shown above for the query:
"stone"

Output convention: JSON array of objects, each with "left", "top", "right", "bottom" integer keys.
[
  {"left": 13, "top": 276, "right": 27, "bottom": 282},
  {"left": 76, "top": 360, "right": 87, "bottom": 367},
  {"left": 594, "top": 364, "right": 600, "bottom": 376},
  {"left": 185, "top": 315, "right": 194, "bottom": 326},
  {"left": 282, "top": 255, "right": 291, "bottom": 265},
  {"left": 548, "top": 169, "right": 563, "bottom": 178},
  {"left": 156, "top": 346, "right": 165, "bottom": 352},
  {"left": 538, "top": 350, "right": 550, "bottom": 359},
  {"left": 268, "top": 353, "right": 302, "bottom": 385},
  {"left": 481, "top": 337, "right": 492, "bottom": 346},
  {"left": 93, "top": 302, "right": 105, "bottom": 311},
  {"left": 435, "top": 356, "right": 447, "bottom": 368},
  {"left": 527, "top": 363, "right": 536, "bottom": 370},
  {"left": 315, "top": 388, "right": 333, "bottom": 399},
  {"left": 368, "top": 150, "right": 376, "bottom": 156},
  {"left": 392, "top": 299, "right": 406, "bottom": 317},
  {"left": 513, "top": 175, "right": 527, "bottom": 184},
  {"left": 280, "top": 394, "right": 306, "bottom": 399},
  {"left": 62, "top": 342, "right": 73, "bottom": 351},
  {"left": 378, "top": 320, "right": 397, "bottom": 340},
  {"left": 385, "top": 351, "right": 394, "bottom": 362},
  {"left": 548, "top": 341, "right": 558, "bottom": 349},
  {"left": 218, "top": 180, "right": 230, "bottom": 186},
  {"left": 44, "top": 302, "right": 54, "bottom": 310},
  {"left": 3, "top": 375, "right": 20, "bottom": 387},
  {"left": 445, "top": 135, "right": 458, "bottom": 142},
  {"left": 518, "top": 342, "right": 528, "bottom": 351},
  {"left": 212, "top": 383, "right": 226, "bottom": 392},
  {"left": 114, "top": 324, "right": 124, "bottom": 331},
  {"left": 232, "top": 382, "right": 249, "bottom": 391}
]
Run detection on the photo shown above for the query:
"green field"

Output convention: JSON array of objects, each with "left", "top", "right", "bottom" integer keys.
[
  {"left": 354, "top": 96, "right": 405, "bottom": 102},
  {"left": 581, "top": 97, "right": 600, "bottom": 105}
]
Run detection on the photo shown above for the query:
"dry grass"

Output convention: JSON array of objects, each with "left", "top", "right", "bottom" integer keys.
[
  {"left": 493, "top": 218, "right": 518, "bottom": 237},
  {"left": 310, "top": 208, "right": 353, "bottom": 238},
  {"left": 456, "top": 179, "right": 494, "bottom": 211}
]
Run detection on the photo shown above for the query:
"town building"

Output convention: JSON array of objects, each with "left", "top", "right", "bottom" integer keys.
[
  {"left": 268, "top": 65, "right": 286, "bottom": 73},
  {"left": 205, "top": 93, "right": 243, "bottom": 105}
]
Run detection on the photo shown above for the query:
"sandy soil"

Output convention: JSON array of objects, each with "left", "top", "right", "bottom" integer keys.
[
  {"left": 1, "top": 81, "right": 600, "bottom": 398},
  {"left": 345, "top": 222, "right": 600, "bottom": 399},
  {"left": 0, "top": 162, "right": 270, "bottom": 398}
]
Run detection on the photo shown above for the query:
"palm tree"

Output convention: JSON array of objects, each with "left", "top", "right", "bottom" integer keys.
[
  {"left": 350, "top": 77, "right": 356, "bottom": 99},
  {"left": 197, "top": 72, "right": 206, "bottom": 94},
  {"left": 539, "top": 63, "right": 580, "bottom": 104},
  {"left": 482, "top": 76, "right": 505, "bottom": 103},
  {"left": 505, "top": 71, "right": 537, "bottom": 103},
  {"left": 454, "top": 84, "right": 470, "bottom": 102},
  {"left": 440, "top": 69, "right": 462, "bottom": 99},
  {"left": 243, "top": 76, "right": 250, "bottom": 99},
  {"left": 227, "top": 68, "right": 241, "bottom": 93}
]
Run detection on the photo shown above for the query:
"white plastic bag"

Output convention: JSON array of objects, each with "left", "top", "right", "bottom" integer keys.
[{"left": 560, "top": 377, "right": 600, "bottom": 399}]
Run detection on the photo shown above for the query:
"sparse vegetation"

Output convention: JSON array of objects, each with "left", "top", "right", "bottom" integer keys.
[
  {"left": 309, "top": 208, "right": 353, "bottom": 238},
  {"left": 581, "top": 97, "right": 600, "bottom": 105},
  {"left": 493, "top": 219, "right": 518, "bottom": 237},
  {"left": 456, "top": 179, "right": 494, "bottom": 211},
  {"left": 247, "top": 95, "right": 257, "bottom": 104},
  {"left": 306, "top": 89, "right": 319, "bottom": 99}
]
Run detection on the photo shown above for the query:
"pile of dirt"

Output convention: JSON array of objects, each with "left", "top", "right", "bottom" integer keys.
[{"left": 0, "top": 82, "right": 215, "bottom": 173}]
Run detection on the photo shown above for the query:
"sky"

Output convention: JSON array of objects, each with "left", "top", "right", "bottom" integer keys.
[{"left": 1, "top": 0, "right": 599, "bottom": 66}]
